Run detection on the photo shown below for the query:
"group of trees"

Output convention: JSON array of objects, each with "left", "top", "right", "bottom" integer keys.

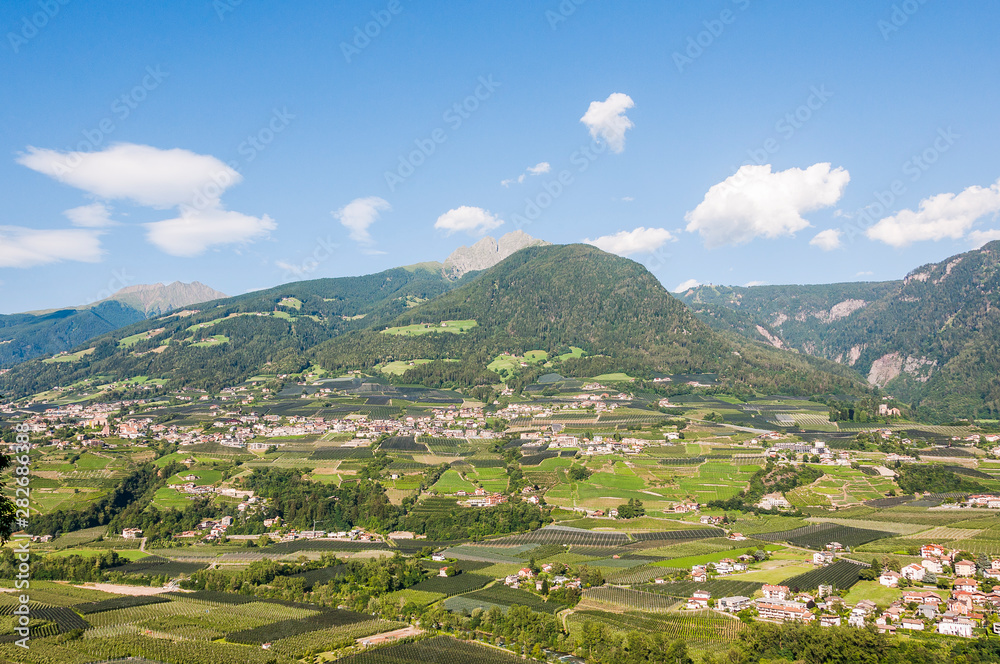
[
  {"left": 707, "top": 461, "right": 820, "bottom": 513},
  {"left": 616, "top": 498, "right": 646, "bottom": 519},
  {"left": 895, "top": 463, "right": 985, "bottom": 494},
  {"left": 31, "top": 463, "right": 168, "bottom": 537}
]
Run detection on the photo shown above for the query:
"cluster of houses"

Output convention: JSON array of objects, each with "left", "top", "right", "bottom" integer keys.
[
  {"left": 765, "top": 440, "right": 851, "bottom": 467},
  {"left": 501, "top": 564, "right": 581, "bottom": 592},
  {"left": 691, "top": 544, "right": 1000, "bottom": 638},
  {"left": 876, "top": 543, "right": 1000, "bottom": 588}
]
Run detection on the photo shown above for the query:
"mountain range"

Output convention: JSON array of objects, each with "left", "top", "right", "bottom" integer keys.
[
  {"left": 0, "top": 243, "right": 863, "bottom": 402},
  {"left": 4, "top": 238, "right": 1000, "bottom": 421},
  {"left": 680, "top": 241, "right": 1000, "bottom": 420},
  {"left": 0, "top": 282, "right": 227, "bottom": 369}
]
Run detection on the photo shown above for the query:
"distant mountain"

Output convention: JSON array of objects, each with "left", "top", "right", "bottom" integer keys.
[
  {"left": 0, "top": 282, "right": 227, "bottom": 369},
  {"left": 95, "top": 281, "right": 228, "bottom": 317},
  {"left": 0, "top": 267, "right": 462, "bottom": 396},
  {"left": 0, "top": 244, "right": 863, "bottom": 400},
  {"left": 680, "top": 241, "right": 1000, "bottom": 419},
  {"left": 442, "top": 230, "right": 550, "bottom": 279}
]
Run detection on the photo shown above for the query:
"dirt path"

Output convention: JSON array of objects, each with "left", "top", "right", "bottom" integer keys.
[
  {"left": 74, "top": 583, "right": 174, "bottom": 595},
  {"left": 357, "top": 625, "right": 421, "bottom": 646}
]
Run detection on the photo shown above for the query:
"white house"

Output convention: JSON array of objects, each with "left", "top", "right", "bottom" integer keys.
[
  {"left": 937, "top": 616, "right": 974, "bottom": 638},
  {"left": 901, "top": 563, "right": 925, "bottom": 582},
  {"left": 879, "top": 571, "right": 901, "bottom": 587}
]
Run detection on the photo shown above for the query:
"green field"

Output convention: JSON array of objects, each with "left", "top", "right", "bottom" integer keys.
[
  {"left": 42, "top": 347, "right": 96, "bottom": 363},
  {"left": 381, "top": 319, "right": 478, "bottom": 336}
]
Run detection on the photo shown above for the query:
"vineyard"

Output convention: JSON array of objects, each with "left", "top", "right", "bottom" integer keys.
[
  {"left": 334, "top": 635, "right": 525, "bottom": 664},
  {"left": 640, "top": 579, "right": 763, "bottom": 599},
  {"left": 482, "top": 526, "right": 629, "bottom": 548},
  {"left": 781, "top": 560, "right": 863, "bottom": 592},
  {"left": 445, "top": 585, "right": 569, "bottom": 615},
  {"left": 226, "top": 607, "right": 372, "bottom": 644},
  {"left": 567, "top": 609, "right": 745, "bottom": 651},
  {"left": 409, "top": 573, "right": 491, "bottom": 596},
  {"left": 582, "top": 587, "right": 678, "bottom": 611},
  {"left": 756, "top": 523, "right": 894, "bottom": 549}
]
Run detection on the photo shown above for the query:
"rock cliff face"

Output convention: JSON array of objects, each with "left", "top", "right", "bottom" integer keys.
[{"left": 442, "top": 230, "right": 549, "bottom": 278}]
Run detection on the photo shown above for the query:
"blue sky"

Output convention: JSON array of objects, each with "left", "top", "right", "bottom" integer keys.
[{"left": 2, "top": 0, "right": 1000, "bottom": 312}]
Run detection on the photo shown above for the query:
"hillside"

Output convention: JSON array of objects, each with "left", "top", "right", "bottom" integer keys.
[
  {"left": 0, "top": 282, "right": 227, "bottom": 368},
  {"left": 0, "top": 266, "right": 460, "bottom": 398},
  {"left": 314, "top": 244, "right": 866, "bottom": 397},
  {"left": 0, "top": 245, "right": 864, "bottom": 401},
  {"left": 681, "top": 241, "right": 1000, "bottom": 419}
]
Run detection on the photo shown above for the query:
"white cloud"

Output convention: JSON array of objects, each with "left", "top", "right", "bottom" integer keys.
[
  {"left": 685, "top": 163, "right": 850, "bottom": 248},
  {"left": 810, "top": 228, "right": 842, "bottom": 251},
  {"left": 64, "top": 202, "right": 114, "bottom": 228},
  {"left": 856, "top": 270, "right": 874, "bottom": 277},
  {"left": 969, "top": 229, "right": 1000, "bottom": 248},
  {"left": 18, "top": 143, "right": 276, "bottom": 256},
  {"left": 0, "top": 226, "right": 103, "bottom": 267},
  {"left": 580, "top": 93, "right": 635, "bottom": 153},
  {"left": 434, "top": 206, "right": 504, "bottom": 235},
  {"left": 583, "top": 227, "right": 675, "bottom": 257},
  {"left": 145, "top": 207, "right": 275, "bottom": 257},
  {"left": 621, "top": 196, "right": 635, "bottom": 202},
  {"left": 866, "top": 178, "right": 1000, "bottom": 247},
  {"left": 673, "top": 278, "right": 701, "bottom": 293},
  {"left": 333, "top": 196, "right": 391, "bottom": 245},
  {"left": 743, "top": 280, "right": 767, "bottom": 287},
  {"left": 17, "top": 143, "right": 240, "bottom": 208},
  {"left": 501, "top": 162, "right": 551, "bottom": 187}
]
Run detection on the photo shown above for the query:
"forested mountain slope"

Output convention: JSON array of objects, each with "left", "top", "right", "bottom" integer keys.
[{"left": 681, "top": 241, "right": 1000, "bottom": 419}]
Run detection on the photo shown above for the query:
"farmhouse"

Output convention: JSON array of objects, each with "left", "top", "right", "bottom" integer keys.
[
  {"left": 901, "top": 563, "right": 925, "bottom": 581},
  {"left": 756, "top": 492, "right": 791, "bottom": 510},
  {"left": 954, "top": 561, "right": 977, "bottom": 577},
  {"left": 937, "top": 615, "right": 975, "bottom": 638},
  {"left": 878, "top": 571, "right": 902, "bottom": 587},
  {"left": 762, "top": 584, "right": 790, "bottom": 601},
  {"left": 920, "top": 543, "right": 950, "bottom": 560},
  {"left": 819, "top": 615, "right": 841, "bottom": 627},
  {"left": 686, "top": 590, "right": 711, "bottom": 609},
  {"left": 717, "top": 596, "right": 751, "bottom": 612},
  {"left": 922, "top": 557, "right": 945, "bottom": 574},
  {"left": 953, "top": 578, "right": 979, "bottom": 593}
]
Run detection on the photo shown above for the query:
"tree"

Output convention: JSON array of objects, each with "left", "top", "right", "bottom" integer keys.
[{"left": 616, "top": 498, "right": 645, "bottom": 519}]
